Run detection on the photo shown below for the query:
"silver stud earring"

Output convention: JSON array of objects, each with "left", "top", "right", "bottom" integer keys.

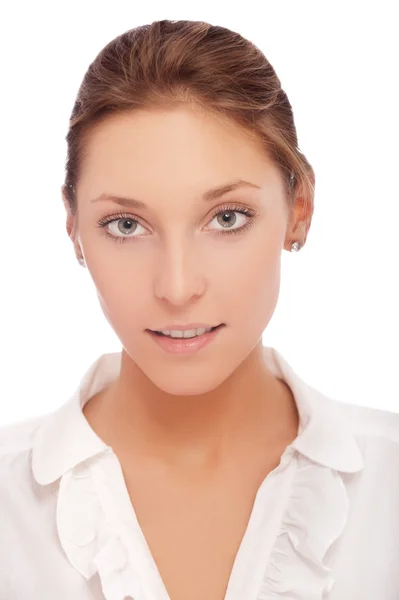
[{"left": 291, "top": 241, "right": 300, "bottom": 252}]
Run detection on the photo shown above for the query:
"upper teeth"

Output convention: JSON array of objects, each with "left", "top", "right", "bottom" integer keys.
[{"left": 158, "top": 327, "right": 213, "bottom": 338}]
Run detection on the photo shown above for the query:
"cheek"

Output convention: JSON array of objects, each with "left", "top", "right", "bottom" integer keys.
[
  {"left": 219, "top": 228, "right": 282, "bottom": 292},
  {"left": 89, "top": 256, "right": 152, "bottom": 331},
  {"left": 228, "top": 249, "right": 281, "bottom": 331}
]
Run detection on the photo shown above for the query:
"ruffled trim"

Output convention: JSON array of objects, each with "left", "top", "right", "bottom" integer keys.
[
  {"left": 258, "top": 453, "right": 348, "bottom": 599},
  {"left": 56, "top": 447, "right": 348, "bottom": 600},
  {"left": 56, "top": 448, "right": 167, "bottom": 600}
]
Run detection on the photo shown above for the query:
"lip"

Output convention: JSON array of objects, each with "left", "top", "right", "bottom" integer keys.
[
  {"left": 148, "top": 323, "right": 221, "bottom": 332},
  {"left": 147, "top": 324, "right": 224, "bottom": 355}
]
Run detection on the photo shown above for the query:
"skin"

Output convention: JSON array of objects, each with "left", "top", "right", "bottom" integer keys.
[{"left": 62, "top": 104, "right": 312, "bottom": 476}]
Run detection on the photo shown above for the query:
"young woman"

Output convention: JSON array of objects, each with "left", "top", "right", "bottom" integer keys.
[{"left": 1, "top": 18, "right": 399, "bottom": 600}]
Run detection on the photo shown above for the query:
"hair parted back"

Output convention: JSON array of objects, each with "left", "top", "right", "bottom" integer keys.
[{"left": 62, "top": 19, "right": 315, "bottom": 243}]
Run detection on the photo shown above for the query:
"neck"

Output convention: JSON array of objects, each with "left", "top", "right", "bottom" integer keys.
[{"left": 84, "top": 341, "right": 299, "bottom": 470}]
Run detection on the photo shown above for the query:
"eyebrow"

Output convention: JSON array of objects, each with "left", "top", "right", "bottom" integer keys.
[{"left": 90, "top": 179, "right": 261, "bottom": 209}]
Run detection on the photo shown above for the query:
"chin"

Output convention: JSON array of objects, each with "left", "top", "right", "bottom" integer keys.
[
  {"left": 155, "top": 378, "right": 225, "bottom": 397},
  {"left": 144, "top": 365, "right": 229, "bottom": 397}
]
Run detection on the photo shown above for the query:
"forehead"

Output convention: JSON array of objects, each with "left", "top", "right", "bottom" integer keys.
[{"left": 78, "top": 107, "right": 283, "bottom": 202}]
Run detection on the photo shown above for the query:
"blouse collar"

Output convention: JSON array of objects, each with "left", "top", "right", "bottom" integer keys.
[{"left": 31, "top": 346, "right": 364, "bottom": 486}]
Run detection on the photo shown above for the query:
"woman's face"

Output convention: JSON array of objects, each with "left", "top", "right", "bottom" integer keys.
[{"left": 66, "top": 106, "right": 299, "bottom": 395}]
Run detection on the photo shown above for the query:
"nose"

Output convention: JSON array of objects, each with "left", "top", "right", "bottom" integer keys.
[{"left": 153, "top": 240, "right": 206, "bottom": 307}]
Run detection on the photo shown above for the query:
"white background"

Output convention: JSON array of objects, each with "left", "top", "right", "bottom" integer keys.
[{"left": 0, "top": 1, "right": 397, "bottom": 425}]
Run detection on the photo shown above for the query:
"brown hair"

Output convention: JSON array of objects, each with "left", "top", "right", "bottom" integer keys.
[{"left": 62, "top": 19, "right": 315, "bottom": 243}]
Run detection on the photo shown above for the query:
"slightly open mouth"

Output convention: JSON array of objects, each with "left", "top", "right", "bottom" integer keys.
[{"left": 151, "top": 324, "right": 223, "bottom": 337}]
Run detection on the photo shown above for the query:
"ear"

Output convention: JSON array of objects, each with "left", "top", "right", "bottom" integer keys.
[
  {"left": 285, "top": 185, "right": 314, "bottom": 249},
  {"left": 61, "top": 185, "right": 84, "bottom": 264},
  {"left": 61, "top": 185, "right": 74, "bottom": 234}
]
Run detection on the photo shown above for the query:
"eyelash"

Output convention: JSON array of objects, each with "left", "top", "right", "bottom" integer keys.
[{"left": 96, "top": 204, "right": 258, "bottom": 245}]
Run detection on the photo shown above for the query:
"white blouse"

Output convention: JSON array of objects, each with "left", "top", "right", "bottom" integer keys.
[{"left": 1, "top": 345, "right": 399, "bottom": 600}]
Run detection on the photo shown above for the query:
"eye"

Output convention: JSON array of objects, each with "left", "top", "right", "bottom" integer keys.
[
  {"left": 206, "top": 204, "right": 257, "bottom": 236},
  {"left": 96, "top": 203, "right": 258, "bottom": 244},
  {"left": 96, "top": 213, "right": 147, "bottom": 244}
]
